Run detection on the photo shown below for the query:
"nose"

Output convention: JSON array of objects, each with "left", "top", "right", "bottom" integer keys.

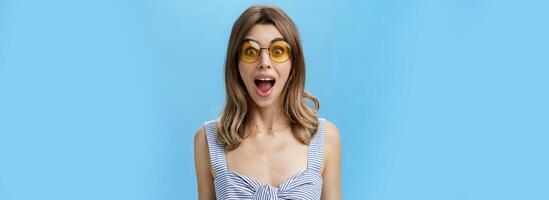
[{"left": 259, "top": 48, "right": 271, "bottom": 69}]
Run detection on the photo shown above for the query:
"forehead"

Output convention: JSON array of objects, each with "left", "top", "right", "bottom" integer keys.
[{"left": 245, "top": 24, "right": 284, "bottom": 46}]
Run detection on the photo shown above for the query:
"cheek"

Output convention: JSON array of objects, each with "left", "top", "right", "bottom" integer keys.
[
  {"left": 280, "top": 62, "right": 292, "bottom": 79},
  {"left": 276, "top": 62, "right": 292, "bottom": 87},
  {"left": 238, "top": 64, "right": 253, "bottom": 86}
]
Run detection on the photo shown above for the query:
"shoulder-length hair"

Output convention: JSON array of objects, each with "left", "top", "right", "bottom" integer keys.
[{"left": 218, "top": 5, "right": 319, "bottom": 151}]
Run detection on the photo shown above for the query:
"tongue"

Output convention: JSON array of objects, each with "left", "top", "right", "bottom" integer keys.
[{"left": 257, "top": 81, "right": 273, "bottom": 93}]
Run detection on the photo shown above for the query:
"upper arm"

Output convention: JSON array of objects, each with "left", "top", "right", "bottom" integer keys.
[
  {"left": 194, "top": 127, "right": 216, "bottom": 200},
  {"left": 321, "top": 120, "right": 342, "bottom": 200}
]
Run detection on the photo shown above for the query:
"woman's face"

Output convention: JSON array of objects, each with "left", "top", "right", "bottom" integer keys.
[{"left": 238, "top": 24, "right": 292, "bottom": 109}]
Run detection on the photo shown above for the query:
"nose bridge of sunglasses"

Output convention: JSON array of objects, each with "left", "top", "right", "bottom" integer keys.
[{"left": 258, "top": 48, "right": 272, "bottom": 63}]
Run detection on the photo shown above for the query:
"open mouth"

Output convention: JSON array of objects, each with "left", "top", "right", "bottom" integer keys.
[{"left": 254, "top": 77, "right": 276, "bottom": 97}]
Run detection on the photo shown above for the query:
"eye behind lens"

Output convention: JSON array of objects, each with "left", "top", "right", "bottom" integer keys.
[
  {"left": 240, "top": 41, "right": 261, "bottom": 63},
  {"left": 269, "top": 41, "right": 291, "bottom": 63}
]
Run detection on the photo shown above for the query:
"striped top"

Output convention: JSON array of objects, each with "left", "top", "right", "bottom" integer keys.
[{"left": 203, "top": 118, "right": 326, "bottom": 200}]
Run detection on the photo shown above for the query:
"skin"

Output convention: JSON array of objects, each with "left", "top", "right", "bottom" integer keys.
[{"left": 194, "top": 24, "right": 341, "bottom": 199}]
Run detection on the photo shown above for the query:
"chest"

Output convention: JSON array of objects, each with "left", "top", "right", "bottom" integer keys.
[{"left": 225, "top": 131, "right": 309, "bottom": 187}]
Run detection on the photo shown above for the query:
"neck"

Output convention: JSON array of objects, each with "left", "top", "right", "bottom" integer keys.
[{"left": 248, "top": 102, "right": 290, "bottom": 134}]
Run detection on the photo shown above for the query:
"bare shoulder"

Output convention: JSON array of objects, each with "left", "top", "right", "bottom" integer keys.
[
  {"left": 323, "top": 120, "right": 341, "bottom": 151},
  {"left": 194, "top": 126, "right": 207, "bottom": 152}
]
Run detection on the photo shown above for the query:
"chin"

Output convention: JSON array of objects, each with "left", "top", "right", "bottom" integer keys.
[
  {"left": 251, "top": 97, "right": 276, "bottom": 108},
  {"left": 249, "top": 92, "right": 282, "bottom": 109}
]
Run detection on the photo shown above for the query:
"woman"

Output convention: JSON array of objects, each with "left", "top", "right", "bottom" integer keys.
[{"left": 194, "top": 5, "right": 341, "bottom": 200}]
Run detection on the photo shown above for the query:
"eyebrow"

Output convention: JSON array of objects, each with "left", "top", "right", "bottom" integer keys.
[{"left": 244, "top": 37, "right": 286, "bottom": 45}]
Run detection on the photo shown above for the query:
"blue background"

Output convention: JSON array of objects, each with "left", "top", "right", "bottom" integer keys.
[{"left": 1, "top": 0, "right": 548, "bottom": 199}]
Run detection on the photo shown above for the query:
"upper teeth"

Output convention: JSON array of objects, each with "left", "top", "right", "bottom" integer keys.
[{"left": 256, "top": 78, "right": 273, "bottom": 81}]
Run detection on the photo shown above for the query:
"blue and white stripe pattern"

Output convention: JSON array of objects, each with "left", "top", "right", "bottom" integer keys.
[{"left": 203, "top": 118, "right": 326, "bottom": 200}]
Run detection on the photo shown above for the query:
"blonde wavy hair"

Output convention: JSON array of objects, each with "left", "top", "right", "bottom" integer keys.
[{"left": 218, "top": 5, "right": 319, "bottom": 151}]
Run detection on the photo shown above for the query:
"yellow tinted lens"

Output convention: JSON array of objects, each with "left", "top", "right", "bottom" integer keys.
[
  {"left": 240, "top": 40, "right": 260, "bottom": 63},
  {"left": 269, "top": 40, "right": 291, "bottom": 63}
]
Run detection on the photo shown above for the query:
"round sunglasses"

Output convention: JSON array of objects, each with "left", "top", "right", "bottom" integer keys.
[{"left": 239, "top": 39, "right": 292, "bottom": 63}]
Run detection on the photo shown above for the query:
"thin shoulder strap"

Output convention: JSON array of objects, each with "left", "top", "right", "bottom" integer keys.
[
  {"left": 203, "top": 120, "right": 228, "bottom": 176},
  {"left": 307, "top": 118, "right": 326, "bottom": 173}
]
